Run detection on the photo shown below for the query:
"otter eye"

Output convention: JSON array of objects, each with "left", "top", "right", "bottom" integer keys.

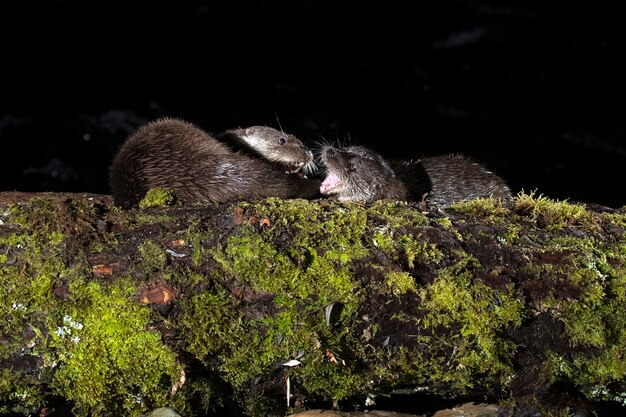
[
  {"left": 349, "top": 162, "right": 358, "bottom": 171},
  {"left": 278, "top": 137, "right": 287, "bottom": 145}
]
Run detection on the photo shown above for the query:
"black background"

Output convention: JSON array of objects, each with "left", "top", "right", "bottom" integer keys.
[{"left": 1, "top": 1, "right": 624, "bottom": 208}]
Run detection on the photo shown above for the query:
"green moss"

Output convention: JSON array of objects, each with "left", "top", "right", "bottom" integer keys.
[
  {"left": 385, "top": 271, "right": 417, "bottom": 296},
  {"left": 419, "top": 268, "right": 522, "bottom": 380},
  {"left": 198, "top": 199, "right": 393, "bottom": 405},
  {"left": 243, "top": 198, "right": 370, "bottom": 258},
  {"left": 179, "top": 285, "right": 237, "bottom": 360},
  {"left": 3, "top": 191, "right": 626, "bottom": 416},
  {"left": 3, "top": 199, "right": 65, "bottom": 256},
  {"left": 0, "top": 381, "right": 44, "bottom": 415},
  {"left": 52, "top": 279, "right": 185, "bottom": 416},
  {"left": 435, "top": 216, "right": 454, "bottom": 229},
  {"left": 514, "top": 190, "right": 594, "bottom": 230},
  {"left": 367, "top": 200, "right": 430, "bottom": 228},
  {"left": 139, "top": 188, "right": 177, "bottom": 209},
  {"left": 139, "top": 240, "right": 168, "bottom": 274},
  {"left": 0, "top": 202, "right": 72, "bottom": 413},
  {"left": 131, "top": 213, "right": 176, "bottom": 229},
  {"left": 205, "top": 198, "right": 531, "bottom": 408},
  {"left": 0, "top": 197, "right": 189, "bottom": 416},
  {"left": 561, "top": 300, "right": 606, "bottom": 348},
  {"left": 400, "top": 234, "right": 443, "bottom": 269},
  {"left": 209, "top": 225, "right": 361, "bottom": 392},
  {"left": 296, "top": 356, "right": 370, "bottom": 403},
  {"left": 217, "top": 200, "right": 366, "bottom": 308},
  {"left": 184, "top": 218, "right": 207, "bottom": 267}
]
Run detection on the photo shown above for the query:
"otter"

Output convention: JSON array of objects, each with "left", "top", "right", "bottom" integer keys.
[
  {"left": 319, "top": 145, "right": 408, "bottom": 203},
  {"left": 397, "top": 154, "right": 513, "bottom": 207},
  {"left": 109, "top": 117, "right": 321, "bottom": 208},
  {"left": 216, "top": 126, "right": 317, "bottom": 176},
  {"left": 319, "top": 144, "right": 512, "bottom": 207}
]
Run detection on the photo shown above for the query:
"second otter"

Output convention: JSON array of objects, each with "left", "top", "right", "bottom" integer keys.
[
  {"left": 109, "top": 117, "right": 320, "bottom": 208},
  {"left": 319, "top": 145, "right": 512, "bottom": 207}
]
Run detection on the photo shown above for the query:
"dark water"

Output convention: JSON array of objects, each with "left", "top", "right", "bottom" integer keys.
[{"left": 1, "top": 1, "right": 624, "bottom": 208}]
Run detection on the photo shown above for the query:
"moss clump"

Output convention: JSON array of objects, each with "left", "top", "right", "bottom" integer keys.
[
  {"left": 183, "top": 217, "right": 211, "bottom": 267},
  {"left": 139, "top": 188, "right": 177, "bottom": 209},
  {"left": 402, "top": 265, "right": 522, "bottom": 393},
  {"left": 367, "top": 199, "right": 430, "bottom": 228},
  {"left": 0, "top": 195, "right": 188, "bottom": 416},
  {"left": 0, "top": 368, "right": 44, "bottom": 415},
  {"left": 448, "top": 196, "right": 512, "bottom": 220},
  {"left": 139, "top": 239, "right": 169, "bottom": 275},
  {"left": 514, "top": 190, "right": 594, "bottom": 230},
  {"left": 385, "top": 271, "right": 417, "bottom": 296},
  {"left": 210, "top": 228, "right": 360, "bottom": 391},
  {"left": 199, "top": 199, "right": 484, "bottom": 411},
  {"left": 52, "top": 279, "right": 185, "bottom": 416},
  {"left": 178, "top": 285, "right": 238, "bottom": 361}
]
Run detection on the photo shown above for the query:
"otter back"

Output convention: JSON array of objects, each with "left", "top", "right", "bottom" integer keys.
[
  {"left": 418, "top": 154, "right": 512, "bottom": 207},
  {"left": 108, "top": 117, "right": 321, "bottom": 208}
]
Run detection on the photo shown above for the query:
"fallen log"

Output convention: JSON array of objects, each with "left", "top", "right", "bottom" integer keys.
[{"left": 0, "top": 190, "right": 625, "bottom": 416}]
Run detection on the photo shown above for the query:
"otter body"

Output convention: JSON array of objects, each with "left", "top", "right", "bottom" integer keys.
[
  {"left": 415, "top": 154, "right": 512, "bottom": 207},
  {"left": 109, "top": 117, "right": 320, "bottom": 208},
  {"left": 319, "top": 145, "right": 512, "bottom": 207}
]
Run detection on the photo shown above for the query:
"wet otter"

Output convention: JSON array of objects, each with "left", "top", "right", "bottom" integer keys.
[
  {"left": 109, "top": 117, "right": 320, "bottom": 208},
  {"left": 392, "top": 155, "right": 513, "bottom": 207},
  {"left": 216, "top": 126, "right": 317, "bottom": 176},
  {"left": 319, "top": 145, "right": 512, "bottom": 207},
  {"left": 319, "top": 146, "right": 408, "bottom": 202}
]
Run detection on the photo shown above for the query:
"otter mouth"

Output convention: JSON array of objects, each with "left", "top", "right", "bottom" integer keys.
[
  {"left": 282, "top": 161, "right": 307, "bottom": 175},
  {"left": 283, "top": 163, "right": 303, "bottom": 174},
  {"left": 282, "top": 160, "right": 317, "bottom": 177},
  {"left": 320, "top": 171, "right": 343, "bottom": 195}
]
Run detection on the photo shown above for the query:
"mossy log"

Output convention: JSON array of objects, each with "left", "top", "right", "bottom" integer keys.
[{"left": 1, "top": 190, "right": 625, "bottom": 417}]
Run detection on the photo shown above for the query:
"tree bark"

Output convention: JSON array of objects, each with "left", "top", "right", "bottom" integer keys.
[{"left": 0, "top": 191, "right": 625, "bottom": 417}]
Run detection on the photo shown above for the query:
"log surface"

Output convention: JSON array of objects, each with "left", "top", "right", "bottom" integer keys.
[{"left": 0, "top": 191, "right": 625, "bottom": 416}]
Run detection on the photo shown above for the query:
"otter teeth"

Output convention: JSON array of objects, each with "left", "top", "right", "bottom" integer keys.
[
  {"left": 283, "top": 162, "right": 306, "bottom": 174},
  {"left": 320, "top": 172, "right": 342, "bottom": 195}
]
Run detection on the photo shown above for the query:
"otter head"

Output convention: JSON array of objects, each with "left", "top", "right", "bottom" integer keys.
[
  {"left": 319, "top": 145, "right": 407, "bottom": 203},
  {"left": 227, "top": 126, "right": 317, "bottom": 176}
]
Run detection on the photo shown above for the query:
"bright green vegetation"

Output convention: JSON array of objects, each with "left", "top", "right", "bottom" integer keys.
[
  {"left": 0, "top": 198, "right": 186, "bottom": 416},
  {"left": 139, "top": 188, "right": 177, "bottom": 209},
  {"left": 0, "top": 191, "right": 625, "bottom": 416}
]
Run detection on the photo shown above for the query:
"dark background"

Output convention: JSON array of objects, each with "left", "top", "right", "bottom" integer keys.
[{"left": 1, "top": 1, "right": 624, "bottom": 208}]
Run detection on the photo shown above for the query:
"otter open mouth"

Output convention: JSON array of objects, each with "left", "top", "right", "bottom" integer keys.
[
  {"left": 282, "top": 160, "right": 317, "bottom": 177},
  {"left": 320, "top": 172, "right": 343, "bottom": 195},
  {"left": 281, "top": 161, "right": 306, "bottom": 174}
]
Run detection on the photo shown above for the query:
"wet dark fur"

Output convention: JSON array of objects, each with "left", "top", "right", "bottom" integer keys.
[
  {"left": 415, "top": 154, "right": 512, "bottom": 207},
  {"left": 320, "top": 145, "right": 512, "bottom": 207},
  {"left": 109, "top": 117, "right": 320, "bottom": 208}
]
